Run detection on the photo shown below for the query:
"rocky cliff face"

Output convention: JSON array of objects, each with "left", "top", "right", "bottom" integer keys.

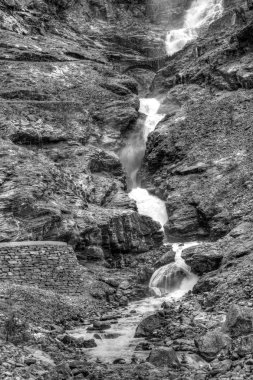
[
  {"left": 140, "top": 0, "right": 253, "bottom": 243},
  {"left": 0, "top": 0, "right": 166, "bottom": 258},
  {"left": 2, "top": 1, "right": 253, "bottom": 379}
]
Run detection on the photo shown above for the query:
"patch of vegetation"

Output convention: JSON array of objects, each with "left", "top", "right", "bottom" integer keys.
[
  {"left": 1, "top": 287, "right": 30, "bottom": 344},
  {"left": 45, "top": 0, "right": 80, "bottom": 11}
]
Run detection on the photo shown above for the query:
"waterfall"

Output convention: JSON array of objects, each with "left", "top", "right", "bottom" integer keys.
[
  {"left": 166, "top": 0, "right": 223, "bottom": 56},
  {"left": 149, "top": 242, "right": 199, "bottom": 298},
  {"left": 120, "top": 98, "right": 167, "bottom": 228},
  {"left": 120, "top": 98, "right": 164, "bottom": 189}
]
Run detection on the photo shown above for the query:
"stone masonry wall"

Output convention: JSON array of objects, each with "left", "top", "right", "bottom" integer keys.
[{"left": 0, "top": 241, "right": 86, "bottom": 295}]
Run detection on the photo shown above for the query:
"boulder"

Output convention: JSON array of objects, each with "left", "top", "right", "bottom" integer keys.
[
  {"left": 224, "top": 304, "right": 253, "bottom": 338},
  {"left": 210, "top": 359, "right": 232, "bottom": 375},
  {"left": 195, "top": 329, "right": 231, "bottom": 362},
  {"left": 164, "top": 205, "right": 208, "bottom": 242},
  {"left": 237, "top": 334, "right": 253, "bottom": 357},
  {"left": 135, "top": 314, "right": 166, "bottom": 338},
  {"left": 104, "top": 333, "right": 121, "bottom": 339},
  {"left": 93, "top": 321, "right": 111, "bottom": 330},
  {"left": 154, "top": 248, "right": 175, "bottom": 268},
  {"left": 85, "top": 246, "right": 104, "bottom": 261},
  {"left": 60, "top": 335, "right": 97, "bottom": 348},
  {"left": 147, "top": 347, "right": 180, "bottom": 368},
  {"left": 182, "top": 244, "right": 223, "bottom": 275},
  {"left": 82, "top": 339, "right": 97, "bottom": 348}
]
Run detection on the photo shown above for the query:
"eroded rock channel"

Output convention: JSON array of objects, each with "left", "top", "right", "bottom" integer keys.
[{"left": 1, "top": 0, "right": 253, "bottom": 379}]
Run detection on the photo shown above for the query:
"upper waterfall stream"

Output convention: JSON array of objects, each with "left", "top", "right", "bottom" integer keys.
[{"left": 166, "top": 0, "right": 223, "bottom": 55}]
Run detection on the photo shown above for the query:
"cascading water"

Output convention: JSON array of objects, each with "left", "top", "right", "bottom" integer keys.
[
  {"left": 67, "top": 243, "right": 199, "bottom": 363},
  {"left": 120, "top": 98, "right": 164, "bottom": 189},
  {"left": 149, "top": 242, "right": 199, "bottom": 298},
  {"left": 166, "top": 0, "right": 223, "bottom": 56},
  {"left": 67, "top": 0, "right": 223, "bottom": 365},
  {"left": 120, "top": 98, "right": 168, "bottom": 228}
]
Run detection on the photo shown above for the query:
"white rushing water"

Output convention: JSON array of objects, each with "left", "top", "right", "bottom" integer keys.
[
  {"left": 166, "top": 0, "right": 223, "bottom": 56},
  {"left": 69, "top": 1, "right": 224, "bottom": 364},
  {"left": 68, "top": 243, "right": 199, "bottom": 363},
  {"left": 123, "top": 98, "right": 168, "bottom": 228},
  {"left": 129, "top": 188, "right": 168, "bottom": 227},
  {"left": 149, "top": 242, "right": 199, "bottom": 297},
  {"left": 120, "top": 98, "right": 164, "bottom": 190}
]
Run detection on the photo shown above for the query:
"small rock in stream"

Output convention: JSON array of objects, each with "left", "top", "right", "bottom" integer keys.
[
  {"left": 104, "top": 333, "right": 122, "bottom": 339},
  {"left": 100, "top": 312, "right": 121, "bottom": 321},
  {"left": 113, "top": 358, "right": 126, "bottom": 364},
  {"left": 93, "top": 321, "right": 111, "bottom": 330},
  {"left": 94, "top": 333, "right": 102, "bottom": 340}
]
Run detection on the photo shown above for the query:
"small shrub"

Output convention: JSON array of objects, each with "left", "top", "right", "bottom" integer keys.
[
  {"left": 4, "top": 312, "right": 30, "bottom": 343},
  {"left": 45, "top": 0, "right": 80, "bottom": 11},
  {"left": 2, "top": 286, "right": 30, "bottom": 344}
]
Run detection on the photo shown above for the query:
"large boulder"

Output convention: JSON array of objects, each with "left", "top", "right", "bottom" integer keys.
[
  {"left": 164, "top": 204, "right": 208, "bottom": 242},
  {"left": 195, "top": 329, "right": 231, "bottom": 362},
  {"left": 147, "top": 347, "right": 180, "bottom": 368},
  {"left": 224, "top": 304, "right": 253, "bottom": 338},
  {"left": 135, "top": 314, "right": 166, "bottom": 338},
  {"left": 182, "top": 244, "right": 223, "bottom": 275}
]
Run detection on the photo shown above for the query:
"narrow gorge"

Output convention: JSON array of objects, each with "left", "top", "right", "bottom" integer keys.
[{"left": 1, "top": 0, "right": 253, "bottom": 379}]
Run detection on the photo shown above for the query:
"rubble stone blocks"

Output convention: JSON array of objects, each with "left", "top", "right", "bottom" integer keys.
[{"left": 0, "top": 241, "right": 85, "bottom": 295}]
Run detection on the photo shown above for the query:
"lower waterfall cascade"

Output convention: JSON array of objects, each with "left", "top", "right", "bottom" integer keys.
[
  {"left": 67, "top": 102, "right": 199, "bottom": 363},
  {"left": 67, "top": 243, "right": 199, "bottom": 363}
]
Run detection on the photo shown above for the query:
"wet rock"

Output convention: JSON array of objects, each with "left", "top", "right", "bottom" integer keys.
[
  {"left": 135, "top": 314, "right": 166, "bottom": 338},
  {"left": 104, "top": 333, "right": 121, "bottom": 339},
  {"left": 154, "top": 248, "right": 175, "bottom": 268},
  {"left": 100, "top": 312, "right": 121, "bottom": 321},
  {"left": 195, "top": 329, "right": 232, "bottom": 362},
  {"left": 224, "top": 304, "right": 253, "bottom": 338},
  {"left": 59, "top": 334, "right": 97, "bottom": 348},
  {"left": 93, "top": 333, "right": 102, "bottom": 340},
  {"left": 82, "top": 339, "right": 97, "bottom": 348},
  {"left": 93, "top": 321, "right": 111, "bottom": 330},
  {"left": 147, "top": 347, "right": 180, "bottom": 368},
  {"left": 113, "top": 358, "right": 126, "bottom": 364}
]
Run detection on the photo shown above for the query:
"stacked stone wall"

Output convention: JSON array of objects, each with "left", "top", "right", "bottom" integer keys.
[{"left": 0, "top": 241, "right": 85, "bottom": 295}]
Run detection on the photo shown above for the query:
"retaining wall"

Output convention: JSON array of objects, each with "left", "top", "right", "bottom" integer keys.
[{"left": 0, "top": 241, "right": 85, "bottom": 294}]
